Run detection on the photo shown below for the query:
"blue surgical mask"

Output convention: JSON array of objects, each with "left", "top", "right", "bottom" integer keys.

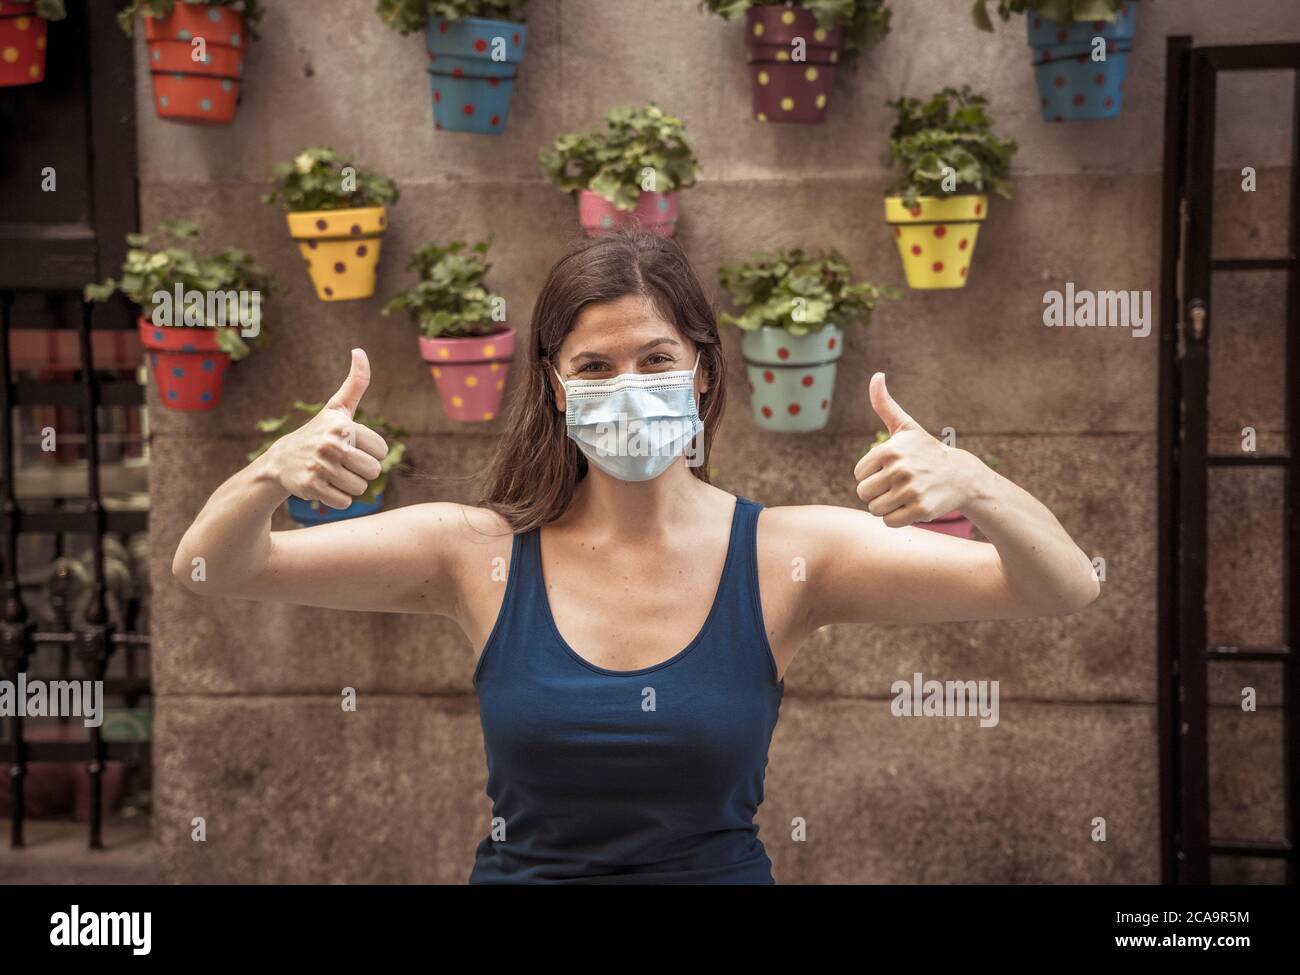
[{"left": 552, "top": 352, "right": 704, "bottom": 482}]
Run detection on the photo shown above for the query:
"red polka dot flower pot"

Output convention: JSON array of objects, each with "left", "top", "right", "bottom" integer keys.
[
  {"left": 287, "top": 206, "right": 387, "bottom": 301},
  {"left": 419, "top": 326, "right": 515, "bottom": 423},
  {"left": 143, "top": 3, "right": 248, "bottom": 125},
  {"left": 885, "top": 194, "right": 987, "bottom": 290},
  {"left": 1029, "top": 2, "right": 1136, "bottom": 122},
  {"left": 916, "top": 510, "right": 976, "bottom": 539},
  {"left": 0, "top": 1, "right": 54, "bottom": 87},
  {"left": 426, "top": 17, "right": 526, "bottom": 135},
  {"left": 137, "top": 317, "right": 231, "bottom": 412},
  {"left": 745, "top": 5, "right": 842, "bottom": 123},
  {"left": 578, "top": 189, "right": 678, "bottom": 237},
  {"left": 742, "top": 324, "right": 842, "bottom": 433}
]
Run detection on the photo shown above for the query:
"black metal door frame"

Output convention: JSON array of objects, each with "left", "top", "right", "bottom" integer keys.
[{"left": 1158, "top": 37, "right": 1300, "bottom": 884}]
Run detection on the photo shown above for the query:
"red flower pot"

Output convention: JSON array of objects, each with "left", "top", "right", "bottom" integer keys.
[
  {"left": 0, "top": 3, "right": 48, "bottom": 87},
  {"left": 143, "top": 4, "right": 246, "bottom": 124},
  {"left": 745, "top": 5, "right": 843, "bottom": 124},
  {"left": 917, "top": 510, "right": 975, "bottom": 539},
  {"left": 138, "top": 318, "right": 231, "bottom": 412},
  {"left": 418, "top": 326, "right": 515, "bottom": 422},
  {"left": 577, "top": 189, "right": 678, "bottom": 237}
]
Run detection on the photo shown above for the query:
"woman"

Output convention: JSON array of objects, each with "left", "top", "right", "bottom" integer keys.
[{"left": 172, "top": 230, "right": 1099, "bottom": 884}]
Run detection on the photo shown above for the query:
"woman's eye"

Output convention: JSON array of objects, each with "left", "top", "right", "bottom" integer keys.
[
  {"left": 644, "top": 353, "right": 676, "bottom": 367},
  {"left": 577, "top": 361, "right": 608, "bottom": 373}
]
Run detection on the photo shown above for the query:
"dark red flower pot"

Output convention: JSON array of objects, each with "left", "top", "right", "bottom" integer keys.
[
  {"left": 0, "top": 2, "right": 47, "bottom": 87},
  {"left": 745, "top": 4, "right": 843, "bottom": 124},
  {"left": 138, "top": 318, "right": 231, "bottom": 412},
  {"left": 143, "top": 4, "right": 246, "bottom": 125},
  {"left": 917, "top": 510, "right": 975, "bottom": 539}
]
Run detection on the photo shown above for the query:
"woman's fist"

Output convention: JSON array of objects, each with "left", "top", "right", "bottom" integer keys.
[
  {"left": 853, "top": 373, "right": 987, "bottom": 528},
  {"left": 265, "top": 349, "right": 390, "bottom": 510}
]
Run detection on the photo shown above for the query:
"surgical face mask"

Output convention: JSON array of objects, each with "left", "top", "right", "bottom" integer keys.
[{"left": 551, "top": 352, "right": 704, "bottom": 482}]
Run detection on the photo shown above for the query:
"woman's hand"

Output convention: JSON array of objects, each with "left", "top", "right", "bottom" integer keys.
[
  {"left": 263, "top": 349, "right": 390, "bottom": 510},
  {"left": 852, "top": 373, "right": 991, "bottom": 528}
]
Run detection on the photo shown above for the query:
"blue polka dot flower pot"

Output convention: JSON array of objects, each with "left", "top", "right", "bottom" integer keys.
[
  {"left": 137, "top": 317, "right": 230, "bottom": 412},
  {"left": 425, "top": 16, "right": 527, "bottom": 135},
  {"left": 742, "top": 324, "right": 843, "bottom": 433},
  {"left": 143, "top": 4, "right": 246, "bottom": 125},
  {"left": 286, "top": 492, "right": 384, "bottom": 528},
  {"left": 1028, "top": 1, "right": 1137, "bottom": 122}
]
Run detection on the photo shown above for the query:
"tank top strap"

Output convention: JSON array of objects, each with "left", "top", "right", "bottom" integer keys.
[{"left": 715, "top": 495, "right": 780, "bottom": 684}]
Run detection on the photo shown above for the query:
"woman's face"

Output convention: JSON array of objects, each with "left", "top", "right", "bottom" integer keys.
[{"left": 550, "top": 294, "right": 708, "bottom": 409}]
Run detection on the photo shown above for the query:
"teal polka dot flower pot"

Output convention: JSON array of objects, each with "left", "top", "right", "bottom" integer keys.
[
  {"left": 742, "top": 324, "right": 842, "bottom": 432},
  {"left": 287, "top": 492, "right": 384, "bottom": 527},
  {"left": 425, "top": 17, "right": 526, "bottom": 134},
  {"left": 1028, "top": 1, "right": 1137, "bottom": 122},
  {"left": 137, "top": 317, "right": 230, "bottom": 412}
]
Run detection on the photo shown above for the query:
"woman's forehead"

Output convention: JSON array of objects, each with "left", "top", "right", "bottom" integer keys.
[{"left": 566, "top": 295, "right": 679, "bottom": 347}]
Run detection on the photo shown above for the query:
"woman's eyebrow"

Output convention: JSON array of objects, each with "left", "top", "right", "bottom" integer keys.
[{"left": 569, "top": 337, "right": 681, "bottom": 365}]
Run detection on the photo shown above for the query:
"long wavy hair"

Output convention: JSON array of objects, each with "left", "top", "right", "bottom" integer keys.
[{"left": 479, "top": 230, "right": 726, "bottom": 532}]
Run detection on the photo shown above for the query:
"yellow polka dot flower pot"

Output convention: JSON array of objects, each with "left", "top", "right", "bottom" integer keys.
[
  {"left": 885, "top": 194, "right": 987, "bottom": 290},
  {"left": 0, "top": 1, "right": 57, "bottom": 87},
  {"left": 745, "top": 5, "right": 843, "bottom": 123},
  {"left": 419, "top": 326, "right": 515, "bottom": 422},
  {"left": 287, "top": 206, "right": 387, "bottom": 301}
]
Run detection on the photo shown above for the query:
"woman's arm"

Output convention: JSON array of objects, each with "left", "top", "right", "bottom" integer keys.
[
  {"left": 170, "top": 349, "right": 501, "bottom": 616},
  {"left": 778, "top": 373, "right": 1099, "bottom": 629}
]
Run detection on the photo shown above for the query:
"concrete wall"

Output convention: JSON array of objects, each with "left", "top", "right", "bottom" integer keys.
[{"left": 141, "top": 0, "right": 1298, "bottom": 883}]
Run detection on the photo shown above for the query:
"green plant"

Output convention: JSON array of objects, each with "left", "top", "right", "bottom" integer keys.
[
  {"left": 382, "top": 240, "right": 506, "bottom": 339},
  {"left": 972, "top": 0, "right": 1123, "bottom": 30},
  {"left": 83, "top": 220, "right": 272, "bottom": 361},
  {"left": 872, "top": 429, "right": 1000, "bottom": 470},
  {"left": 116, "top": 0, "right": 267, "bottom": 39},
  {"left": 540, "top": 103, "right": 700, "bottom": 211},
  {"left": 263, "top": 147, "right": 399, "bottom": 213},
  {"left": 376, "top": 0, "right": 528, "bottom": 34},
  {"left": 718, "top": 247, "right": 896, "bottom": 335},
  {"left": 33, "top": 1, "right": 67, "bottom": 19},
  {"left": 885, "top": 85, "right": 1017, "bottom": 207},
  {"left": 248, "top": 403, "right": 408, "bottom": 505},
  {"left": 700, "top": 0, "right": 891, "bottom": 52}
]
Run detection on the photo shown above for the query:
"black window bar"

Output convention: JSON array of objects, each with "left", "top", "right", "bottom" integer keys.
[{"left": 0, "top": 290, "right": 151, "bottom": 851}]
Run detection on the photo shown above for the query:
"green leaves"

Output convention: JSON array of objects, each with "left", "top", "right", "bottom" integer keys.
[
  {"left": 34, "top": 1, "right": 67, "bottom": 20},
  {"left": 540, "top": 103, "right": 700, "bottom": 211},
  {"left": 264, "top": 147, "right": 399, "bottom": 213},
  {"left": 116, "top": 1, "right": 267, "bottom": 39},
  {"left": 718, "top": 247, "right": 897, "bottom": 336},
  {"left": 249, "top": 402, "right": 409, "bottom": 504},
  {"left": 376, "top": 0, "right": 529, "bottom": 34},
  {"left": 382, "top": 239, "right": 506, "bottom": 339},
  {"left": 885, "top": 86, "right": 1018, "bottom": 206},
  {"left": 699, "top": 0, "right": 892, "bottom": 53},
  {"left": 971, "top": 0, "right": 1123, "bottom": 31}
]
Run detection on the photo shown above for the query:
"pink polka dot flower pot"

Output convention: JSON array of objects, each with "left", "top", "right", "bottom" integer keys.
[
  {"left": 138, "top": 317, "right": 231, "bottom": 412},
  {"left": 885, "top": 194, "right": 987, "bottom": 290},
  {"left": 419, "top": 326, "right": 515, "bottom": 423},
  {"left": 745, "top": 4, "right": 842, "bottom": 124},
  {"left": 143, "top": 3, "right": 247, "bottom": 125},
  {"left": 742, "top": 324, "right": 842, "bottom": 433},
  {"left": 916, "top": 510, "right": 976, "bottom": 539},
  {"left": 578, "top": 189, "right": 678, "bottom": 238},
  {"left": 0, "top": 2, "right": 50, "bottom": 87},
  {"left": 287, "top": 206, "right": 387, "bottom": 301},
  {"left": 1029, "top": 2, "right": 1136, "bottom": 122},
  {"left": 425, "top": 17, "right": 526, "bottom": 134}
]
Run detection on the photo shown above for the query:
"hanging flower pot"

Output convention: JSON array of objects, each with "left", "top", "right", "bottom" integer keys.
[
  {"left": 719, "top": 246, "right": 895, "bottom": 433},
  {"left": 286, "top": 492, "right": 385, "bottom": 527},
  {"left": 578, "top": 189, "right": 678, "bottom": 237},
  {"left": 1028, "top": 2, "right": 1137, "bottom": 121},
  {"left": 425, "top": 17, "right": 527, "bottom": 134},
  {"left": 419, "top": 327, "right": 515, "bottom": 422},
  {"left": 137, "top": 318, "right": 231, "bottom": 412},
  {"left": 266, "top": 147, "right": 399, "bottom": 302},
  {"left": 0, "top": 1, "right": 61, "bottom": 88},
  {"left": 884, "top": 86, "right": 1016, "bottom": 290},
  {"left": 744, "top": 6, "right": 842, "bottom": 123},
  {"left": 541, "top": 103, "right": 699, "bottom": 239},
  {"left": 885, "top": 194, "right": 988, "bottom": 290}
]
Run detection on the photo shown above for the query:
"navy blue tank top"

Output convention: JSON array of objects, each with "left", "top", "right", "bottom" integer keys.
[{"left": 470, "top": 495, "right": 785, "bottom": 884}]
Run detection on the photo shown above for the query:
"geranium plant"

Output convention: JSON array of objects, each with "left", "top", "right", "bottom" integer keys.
[
  {"left": 376, "top": 0, "right": 528, "bottom": 34},
  {"left": 116, "top": 0, "right": 266, "bottom": 38},
  {"left": 383, "top": 240, "right": 504, "bottom": 339},
  {"left": 700, "top": 0, "right": 891, "bottom": 53},
  {"left": 84, "top": 219, "right": 271, "bottom": 360},
  {"left": 718, "top": 248, "right": 895, "bottom": 335},
  {"left": 263, "top": 147, "right": 399, "bottom": 213},
  {"left": 971, "top": 0, "right": 1122, "bottom": 30},
  {"left": 33, "top": 1, "right": 66, "bottom": 18},
  {"left": 249, "top": 402, "right": 408, "bottom": 506},
  {"left": 886, "top": 85, "right": 1017, "bottom": 208}
]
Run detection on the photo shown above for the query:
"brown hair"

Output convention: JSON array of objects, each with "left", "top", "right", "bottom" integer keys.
[{"left": 478, "top": 229, "right": 726, "bottom": 532}]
